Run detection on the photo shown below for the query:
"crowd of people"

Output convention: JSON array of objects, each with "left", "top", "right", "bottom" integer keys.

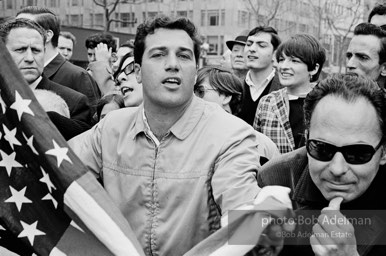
[{"left": 1, "top": 3, "right": 386, "bottom": 256}]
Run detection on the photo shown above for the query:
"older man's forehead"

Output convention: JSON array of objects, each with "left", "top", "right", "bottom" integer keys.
[{"left": 7, "top": 27, "right": 45, "bottom": 45}]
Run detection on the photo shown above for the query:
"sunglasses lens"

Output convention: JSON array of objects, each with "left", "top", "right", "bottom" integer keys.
[
  {"left": 307, "top": 140, "right": 377, "bottom": 164},
  {"left": 343, "top": 144, "right": 375, "bottom": 164},
  {"left": 307, "top": 140, "right": 336, "bottom": 162}
]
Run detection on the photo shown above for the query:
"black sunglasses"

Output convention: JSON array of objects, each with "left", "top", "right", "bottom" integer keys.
[
  {"left": 120, "top": 61, "right": 134, "bottom": 76},
  {"left": 115, "top": 61, "right": 135, "bottom": 85},
  {"left": 306, "top": 139, "right": 383, "bottom": 165}
]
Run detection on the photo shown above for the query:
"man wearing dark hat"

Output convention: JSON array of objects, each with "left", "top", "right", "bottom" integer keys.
[{"left": 226, "top": 30, "right": 249, "bottom": 80}]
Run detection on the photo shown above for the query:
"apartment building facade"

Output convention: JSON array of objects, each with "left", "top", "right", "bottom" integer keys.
[{"left": 1, "top": 0, "right": 367, "bottom": 68}]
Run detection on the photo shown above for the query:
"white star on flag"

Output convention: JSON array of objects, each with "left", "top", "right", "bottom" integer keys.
[
  {"left": 0, "top": 224, "right": 5, "bottom": 230},
  {"left": 10, "top": 91, "right": 34, "bottom": 121},
  {"left": 3, "top": 124, "right": 21, "bottom": 150},
  {"left": 42, "top": 193, "right": 58, "bottom": 209},
  {"left": 18, "top": 220, "right": 46, "bottom": 246},
  {"left": 0, "top": 94, "right": 6, "bottom": 114},
  {"left": 22, "top": 132, "right": 38, "bottom": 155},
  {"left": 39, "top": 167, "right": 56, "bottom": 193},
  {"left": 45, "top": 140, "right": 72, "bottom": 167},
  {"left": 0, "top": 149, "right": 23, "bottom": 176},
  {"left": 5, "top": 186, "right": 32, "bottom": 212}
]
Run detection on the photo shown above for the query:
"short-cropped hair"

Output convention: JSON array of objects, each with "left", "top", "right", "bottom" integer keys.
[
  {"left": 85, "top": 32, "right": 117, "bottom": 52},
  {"left": 247, "top": 26, "right": 281, "bottom": 51},
  {"left": 304, "top": 74, "right": 386, "bottom": 141},
  {"left": 16, "top": 6, "right": 60, "bottom": 47},
  {"left": 368, "top": 3, "right": 386, "bottom": 23},
  {"left": 60, "top": 31, "right": 76, "bottom": 45},
  {"left": 353, "top": 23, "right": 386, "bottom": 65},
  {"left": 0, "top": 18, "right": 46, "bottom": 45},
  {"left": 276, "top": 33, "right": 326, "bottom": 82},
  {"left": 134, "top": 15, "right": 201, "bottom": 66}
]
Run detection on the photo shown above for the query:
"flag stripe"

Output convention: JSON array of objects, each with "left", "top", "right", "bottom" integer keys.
[
  {"left": 49, "top": 247, "right": 66, "bottom": 256},
  {"left": 64, "top": 178, "right": 142, "bottom": 256}
]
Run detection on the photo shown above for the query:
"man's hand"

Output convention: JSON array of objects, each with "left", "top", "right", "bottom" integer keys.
[
  {"left": 310, "top": 197, "right": 359, "bottom": 256},
  {"left": 94, "top": 43, "right": 112, "bottom": 63}
]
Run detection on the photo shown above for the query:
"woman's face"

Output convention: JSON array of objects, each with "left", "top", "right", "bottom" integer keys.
[
  {"left": 277, "top": 53, "right": 314, "bottom": 89},
  {"left": 194, "top": 77, "right": 232, "bottom": 113},
  {"left": 116, "top": 57, "right": 143, "bottom": 107}
]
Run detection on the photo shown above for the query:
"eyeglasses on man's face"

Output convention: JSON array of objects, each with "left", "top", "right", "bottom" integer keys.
[
  {"left": 306, "top": 139, "right": 383, "bottom": 165},
  {"left": 115, "top": 61, "right": 135, "bottom": 85}
]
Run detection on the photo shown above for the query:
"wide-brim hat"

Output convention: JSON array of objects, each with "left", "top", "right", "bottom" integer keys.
[{"left": 226, "top": 30, "right": 250, "bottom": 50}]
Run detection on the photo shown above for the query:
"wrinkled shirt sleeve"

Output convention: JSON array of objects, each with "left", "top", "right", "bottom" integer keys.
[
  {"left": 68, "top": 120, "right": 104, "bottom": 178},
  {"left": 211, "top": 125, "right": 261, "bottom": 214}
]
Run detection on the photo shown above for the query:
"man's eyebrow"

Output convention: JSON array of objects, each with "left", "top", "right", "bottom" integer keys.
[
  {"left": 178, "top": 46, "right": 194, "bottom": 54},
  {"left": 148, "top": 46, "right": 194, "bottom": 54},
  {"left": 246, "top": 39, "right": 269, "bottom": 44},
  {"left": 148, "top": 46, "right": 167, "bottom": 52}
]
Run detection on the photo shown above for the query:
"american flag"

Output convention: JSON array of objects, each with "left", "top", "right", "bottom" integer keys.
[{"left": 0, "top": 40, "right": 145, "bottom": 255}]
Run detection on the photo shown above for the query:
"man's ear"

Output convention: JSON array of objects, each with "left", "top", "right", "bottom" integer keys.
[
  {"left": 380, "top": 144, "right": 386, "bottom": 165},
  {"left": 45, "top": 29, "right": 54, "bottom": 44},
  {"left": 134, "top": 63, "right": 142, "bottom": 83},
  {"left": 222, "top": 95, "right": 232, "bottom": 106},
  {"left": 380, "top": 63, "right": 386, "bottom": 77}
]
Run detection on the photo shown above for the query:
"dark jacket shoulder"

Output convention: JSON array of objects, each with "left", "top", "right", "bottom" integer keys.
[{"left": 257, "top": 147, "right": 307, "bottom": 188}]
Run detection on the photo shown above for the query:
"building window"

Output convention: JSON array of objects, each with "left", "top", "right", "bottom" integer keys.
[
  {"left": 220, "top": 9, "right": 225, "bottom": 26},
  {"left": 25, "top": 0, "right": 36, "bottom": 6},
  {"left": 238, "top": 11, "right": 248, "bottom": 26},
  {"left": 70, "top": 14, "right": 82, "bottom": 26},
  {"left": 120, "top": 12, "right": 135, "bottom": 27},
  {"left": 71, "top": 0, "right": 78, "bottom": 6},
  {"left": 208, "top": 10, "right": 219, "bottom": 26},
  {"left": 289, "top": 21, "right": 296, "bottom": 34},
  {"left": 95, "top": 13, "right": 104, "bottom": 27},
  {"left": 299, "top": 24, "right": 306, "bottom": 32},
  {"left": 177, "top": 11, "right": 187, "bottom": 18},
  {"left": 207, "top": 35, "right": 218, "bottom": 55},
  {"left": 6, "top": 0, "right": 12, "bottom": 9}
]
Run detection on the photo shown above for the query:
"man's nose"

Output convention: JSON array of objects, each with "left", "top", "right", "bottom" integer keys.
[
  {"left": 346, "top": 56, "right": 356, "bottom": 69},
  {"left": 246, "top": 44, "right": 256, "bottom": 52},
  {"left": 328, "top": 152, "right": 349, "bottom": 177},
  {"left": 24, "top": 49, "right": 34, "bottom": 62},
  {"left": 117, "top": 72, "right": 127, "bottom": 84},
  {"left": 165, "top": 54, "right": 179, "bottom": 71}
]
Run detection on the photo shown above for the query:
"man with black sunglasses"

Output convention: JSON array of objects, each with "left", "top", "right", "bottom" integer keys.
[{"left": 258, "top": 74, "right": 386, "bottom": 255}]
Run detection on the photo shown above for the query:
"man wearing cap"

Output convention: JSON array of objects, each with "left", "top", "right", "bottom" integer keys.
[{"left": 226, "top": 30, "right": 249, "bottom": 80}]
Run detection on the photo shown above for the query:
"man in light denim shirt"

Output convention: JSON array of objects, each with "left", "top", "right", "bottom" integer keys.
[{"left": 69, "top": 15, "right": 291, "bottom": 256}]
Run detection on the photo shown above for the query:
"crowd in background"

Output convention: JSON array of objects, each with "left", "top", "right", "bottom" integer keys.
[{"left": 0, "top": 3, "right": 386, "bottom": 256}]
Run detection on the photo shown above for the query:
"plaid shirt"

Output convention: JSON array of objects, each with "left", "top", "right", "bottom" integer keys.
[{"left": 253, "top": 88, "right": 295, "bottom": 153}]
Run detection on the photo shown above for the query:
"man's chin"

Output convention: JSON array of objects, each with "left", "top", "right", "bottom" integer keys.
[{"left": 24, "top": 75, "right": 40, "bottom": 85}]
